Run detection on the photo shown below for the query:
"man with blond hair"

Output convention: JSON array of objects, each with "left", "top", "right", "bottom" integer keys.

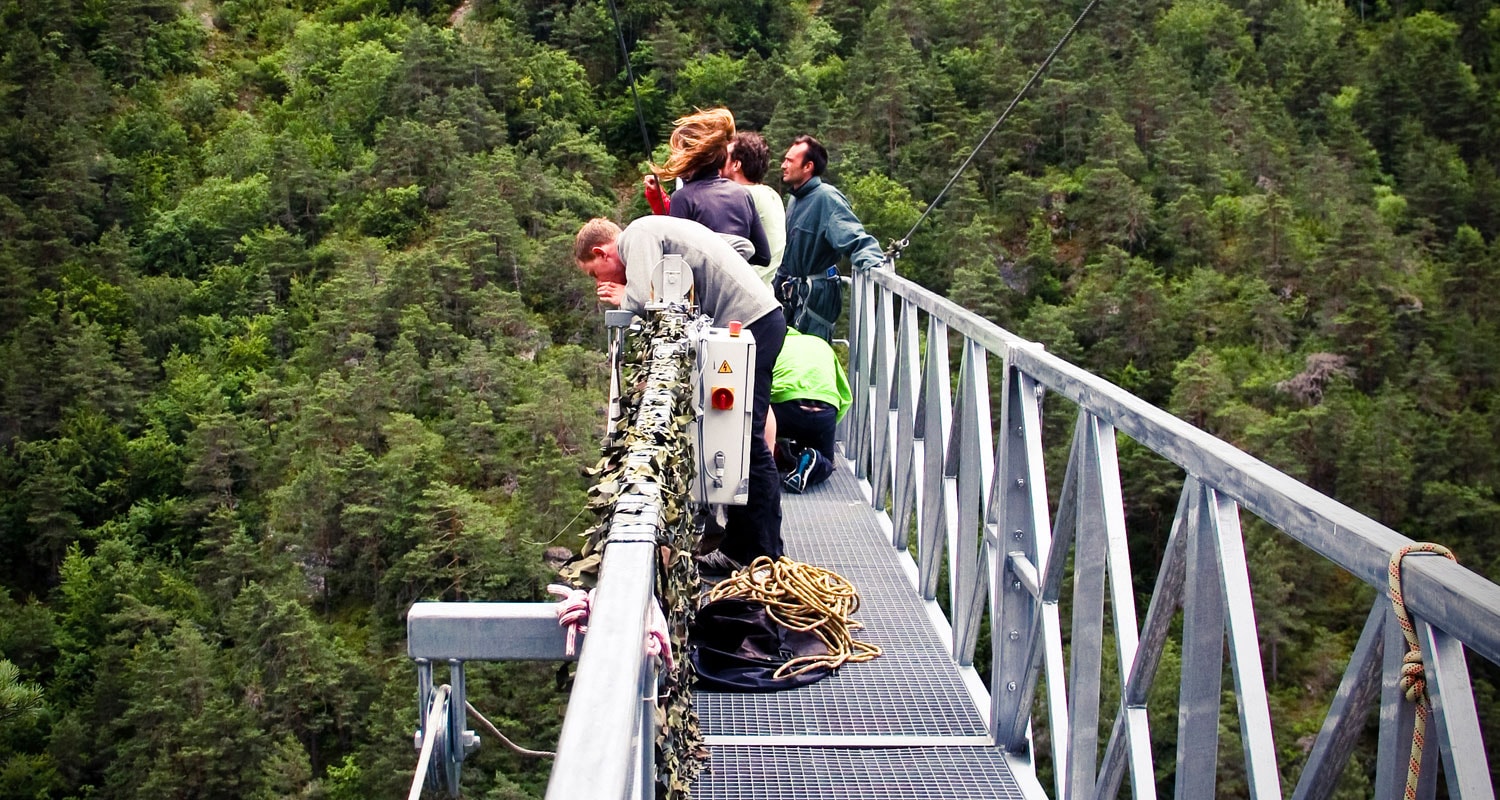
[{"left": 574, "top": 215, "right": 787, "bottom": 571}]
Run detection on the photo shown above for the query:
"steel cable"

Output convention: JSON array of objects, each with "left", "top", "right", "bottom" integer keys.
[
  {"left": 605, "top": 0, "right": 653, "bottom": 156},
  {"left": 407, "top": 685, "right": 450, "bottom": 800},
  {"left": 892, "top": 0, "right": 1104, "bottom": 257}
]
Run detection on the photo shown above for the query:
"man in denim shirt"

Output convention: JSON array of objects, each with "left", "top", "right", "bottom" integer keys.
[{"left": 776, "top": 135, "right": 885, "bottom": 341}]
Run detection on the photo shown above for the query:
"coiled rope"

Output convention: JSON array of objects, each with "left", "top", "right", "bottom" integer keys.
[
  {"left": 707, "top": 557, "right": 883, "bottom": 679},
  {"left": 1386, "top": 542, "right": 1458, "bottom": 800}
]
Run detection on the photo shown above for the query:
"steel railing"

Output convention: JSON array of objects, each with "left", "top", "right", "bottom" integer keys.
[
  {"left": 842, "top": 266, "right": 1500, "bottom": 800},
  {"left": 407, "top": 310, "right": 692, "bottom": 800},
  {"left": 543, "top": 309, "right": 700, "bottom": 800}
]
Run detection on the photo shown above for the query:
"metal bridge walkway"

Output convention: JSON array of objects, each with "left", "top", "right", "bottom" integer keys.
[
  {"left": 414, "top": 270, "right": 1500, "bottom": 800},
  {"left": 693, "top": 453, "right": 1028, "bottom": 800}
]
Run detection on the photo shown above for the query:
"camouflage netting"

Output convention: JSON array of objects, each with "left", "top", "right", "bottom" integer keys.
[{"left": 559, "top": 310, "right": 705, "bottom": 800}]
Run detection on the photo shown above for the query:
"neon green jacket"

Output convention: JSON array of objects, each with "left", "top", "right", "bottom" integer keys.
[{"left": 770, "top": 328, "right": 852, "bottom": 422}]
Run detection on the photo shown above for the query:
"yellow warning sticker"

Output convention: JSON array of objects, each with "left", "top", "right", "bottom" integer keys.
[{"left": 717, "top": 360, "right": 733, "bottom": 374}]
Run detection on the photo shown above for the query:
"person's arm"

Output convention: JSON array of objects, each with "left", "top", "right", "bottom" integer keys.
[
  {"left": 827, "top": 196, "right": 885, "bottom": 272},
  {"left": 667, "top": 185, "right": 691, "bottom": 219},
  {"left": 643, "top": 175, "right": 671, "bottom": 215},
  {"left": 614, "top": 227, "right": 661, "bottom": 315},
  {"left": 745, "top": 197, "right": 771, "bottom": 268}
]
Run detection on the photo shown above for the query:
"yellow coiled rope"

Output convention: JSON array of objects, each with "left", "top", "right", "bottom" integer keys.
[{"left": 707, "top": 556, "right": 883, "bottom": 679}]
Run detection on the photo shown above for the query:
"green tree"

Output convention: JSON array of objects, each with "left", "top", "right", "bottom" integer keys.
[{"left": 105, "top": 624, "right": 270, "bottom": 799}]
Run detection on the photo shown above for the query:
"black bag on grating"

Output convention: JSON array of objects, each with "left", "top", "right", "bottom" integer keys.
[{"left": 688, "top": 598, "right": 833, "bottom": 692}]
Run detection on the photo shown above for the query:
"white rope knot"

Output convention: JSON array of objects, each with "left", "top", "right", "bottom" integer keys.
[
  {"left": 547, "top": 584, "right": 592, "bottom": 657},
  {"left": 549, "top": 586, "right": 674, "bottom": 670}
]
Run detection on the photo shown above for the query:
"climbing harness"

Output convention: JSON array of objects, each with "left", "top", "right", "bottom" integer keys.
[
  {"left": 707, "top": 556, "right": 883, "bottom": 679},
  {"left": 774, "top": 266, "right": 844, "bottom": 341},
  {"left": 889, "top": 0, "right": 1104, "bottom": 261},
  {"left": 1386, "top": 543, "right": 1459, "bottom": 800}
]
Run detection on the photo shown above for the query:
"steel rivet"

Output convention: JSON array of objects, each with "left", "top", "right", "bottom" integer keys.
[
  {"left": 1015, "top": 478, "right": 1026, "bottom": 488},
  {"left": 1012, "top": 580, "right": 1022, "bottom": 590},
  {"left": 1009, "top": 630, "right": 1020, "bottom": 641},
  {"left": 1007, "top": 681, "right": 1018, "bottom": 692},
  {"left": 1012, "top": 530, "right": 1023, "bottom": 541}
]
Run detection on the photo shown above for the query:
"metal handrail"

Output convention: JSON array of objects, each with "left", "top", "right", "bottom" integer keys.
[
  {"left": 406, "top": 312, "right": 689, "bottom": 800},
  {"left": 843, "top": 265, "right": 1500, "bottom": 799},
  {"left": 546, "top": 313, "right": 694, "bottom": 800},
  {"left": 545, "top": 539, "right": 657, "bottom": 800}
]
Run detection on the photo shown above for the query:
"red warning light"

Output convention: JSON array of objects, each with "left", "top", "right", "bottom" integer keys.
[{"left": 711, "top": 387, "right": 735, "bottom": 410}]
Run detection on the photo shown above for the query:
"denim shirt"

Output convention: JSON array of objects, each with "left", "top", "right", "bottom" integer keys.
[{"left": 781, "top": 176, "right": 884, "bottom": 278}]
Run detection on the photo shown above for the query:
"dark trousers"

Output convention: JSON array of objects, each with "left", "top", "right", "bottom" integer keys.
[
  {"left": 720, "top": 310, "right": 787, "bottom": 563},
  {"left": 772, "top": 400, "right": 837, "bottom": 489}
]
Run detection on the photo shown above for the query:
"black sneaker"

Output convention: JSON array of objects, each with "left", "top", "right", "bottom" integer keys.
[{"left": 782, "top": 449, "right": 819, "bottom": 494}]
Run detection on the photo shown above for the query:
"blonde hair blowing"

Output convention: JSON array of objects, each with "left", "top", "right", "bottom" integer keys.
[
  {"left": 574, "top": 218, "right": 621, "bottom": 263},
  {"left": 652, "top": 107, "right": 736, "bottom": 182}
]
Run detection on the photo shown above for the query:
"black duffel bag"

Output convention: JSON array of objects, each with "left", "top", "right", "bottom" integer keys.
[{"left": 688, "top": 598, "right": 833, "bottom": 692}]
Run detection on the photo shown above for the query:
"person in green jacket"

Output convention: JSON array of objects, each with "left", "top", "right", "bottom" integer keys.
[
  {"left": 768, "top": 327, "right": 852, "bottom": 493},
  {"left": 775, "top": 135, "right": 886, "bottom": 341}
]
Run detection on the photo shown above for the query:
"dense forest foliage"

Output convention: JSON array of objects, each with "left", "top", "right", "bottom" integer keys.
[{"left": 1, "top": 0, "right": 1498, "bottom": 795}]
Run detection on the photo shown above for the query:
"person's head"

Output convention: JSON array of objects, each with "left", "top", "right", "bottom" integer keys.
[
  {"left": 653, "top": 107, "right": 736, "bottom": 182},
  {"left": 721, "top": 131, "right": 771, "bottom": 184},
  {"left": 780, "top": 135, "right": 827, "bottom": 190},
  {"left": 574, "top": 218, "right": 625, "bottom": 285}
]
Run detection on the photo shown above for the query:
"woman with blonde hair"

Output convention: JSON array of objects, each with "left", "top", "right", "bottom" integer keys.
[{"left": 642, "top": 107, "right": 771, "bottom": 267}]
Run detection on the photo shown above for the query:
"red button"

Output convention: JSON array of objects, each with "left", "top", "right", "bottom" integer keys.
[{"left": 711, "top": 387, "right": 734, "bottom": 410}]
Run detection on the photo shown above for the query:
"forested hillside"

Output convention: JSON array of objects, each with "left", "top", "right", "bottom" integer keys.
[{"left": 1, "top": 0, "right": 1497, "bottom": 795}]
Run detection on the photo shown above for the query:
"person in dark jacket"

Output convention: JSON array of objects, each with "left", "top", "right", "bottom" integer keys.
[
  {"left": 642, "top": 108, "right": 771, "bottom": 268},
  {"left": 776, "top": 135, "right": 886, "bottom": 340}
]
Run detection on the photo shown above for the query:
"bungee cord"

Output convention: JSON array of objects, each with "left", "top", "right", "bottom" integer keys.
[{"left": 890, "top": 0, "right": 1104, "bottom": 259}]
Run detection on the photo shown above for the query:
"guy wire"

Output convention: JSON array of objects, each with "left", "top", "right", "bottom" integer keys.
[
  {"left": 605, "top": 0, "right": 654, "bottom": 156},
  {"left": 893, "top": 0, "right": 1103, "bottom": 256}
]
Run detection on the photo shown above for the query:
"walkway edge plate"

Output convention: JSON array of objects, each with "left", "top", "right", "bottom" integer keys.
[{"left": 703, "top": 734, "right": 995, "bottom": 747}]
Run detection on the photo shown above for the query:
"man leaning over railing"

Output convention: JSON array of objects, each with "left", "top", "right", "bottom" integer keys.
[{"left": 574, "top": 215, "right": 788, "bottom": 573}]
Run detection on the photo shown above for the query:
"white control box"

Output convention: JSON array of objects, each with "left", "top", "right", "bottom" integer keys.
[{"left": 690, "top": 325, "right": 756, "bottom": 506}]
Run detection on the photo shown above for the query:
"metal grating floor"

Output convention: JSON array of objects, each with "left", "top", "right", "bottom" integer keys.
[
  {"left": 695, "top": 746, "right": 1026, "bottom": 799},
  {"left": 692, "top": 452, "right": 1029, "bottom": 799}
]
